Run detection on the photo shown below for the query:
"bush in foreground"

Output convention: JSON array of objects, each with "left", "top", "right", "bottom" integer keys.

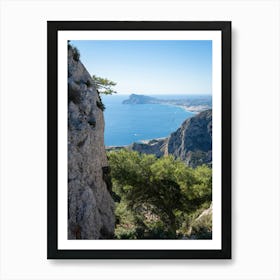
[{"left": 108, "top": 150, "right": 212, "bottom": 239}]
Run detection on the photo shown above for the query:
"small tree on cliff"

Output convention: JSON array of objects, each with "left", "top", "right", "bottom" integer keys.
[
  {"left": 92, "top": 75, "right": 117, "bottom": 111},
  {"left": 92, "top": 75, "right": 117, "bottom": 95}
]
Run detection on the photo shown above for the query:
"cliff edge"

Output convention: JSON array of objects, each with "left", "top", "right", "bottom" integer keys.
[
  {"left": 68, "top": 46, "right": 115, "bottom": 239},
  {"left": 166, "top": 109, "right": 212, "bottom": 167}
]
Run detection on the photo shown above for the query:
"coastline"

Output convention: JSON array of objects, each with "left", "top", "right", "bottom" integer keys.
[
  {"left": 104, "top": 95, "right": 211, "bottom": 147},
  {"left": 141, "top": 101, "right": 209, "bottom": 115},
  {"left": 105, "top": 137, "right": 166, "bottom": 150},
  {"left": 171, "top": 104, "right": 210, "bottom": 114}
]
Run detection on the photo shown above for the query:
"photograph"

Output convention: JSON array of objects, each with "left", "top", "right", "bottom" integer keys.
[
  {"left": 48, "top": 21, "right": 231, "bottom": 259},
  {"left": 68, "top": 40, "right": 213, "bottom": 240}
]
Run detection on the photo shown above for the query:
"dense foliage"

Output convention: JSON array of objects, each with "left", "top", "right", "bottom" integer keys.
[{"left": 108, "top": 149, "right": 212, "bottom": 239}]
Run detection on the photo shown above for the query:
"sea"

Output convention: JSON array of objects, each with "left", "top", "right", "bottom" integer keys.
[{"left": 102, "top": 94, "right": 195, "bottom": 147}]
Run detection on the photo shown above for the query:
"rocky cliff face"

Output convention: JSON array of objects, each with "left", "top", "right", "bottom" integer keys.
[
  {"left": 166, "top": 109, "right": 212, "bottom": 167},
  {"left": 68, "top": 47, "right": 115, "bottom": 239},
  {"left": 130, "top": 110, "right": 212, "bottom": 168}
]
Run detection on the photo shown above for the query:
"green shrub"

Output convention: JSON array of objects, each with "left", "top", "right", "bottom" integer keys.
[
  {"left": 72, "top": 46, "right": 80, "bottom": 61},
  {"left": 96, "top": 100, "right": 105, "bottom": 111},
  {"left": 67, "top": 40, "right": 72, "bottom": 50},
  {"left": 85, "top": 79, "right": 92, "bottom": 87},
  {"left": 67, "top": 42, "right": 80, "bottom": 61},
  {"left": 187, "top": 204, "right": 212, "bottom": 239},
  {"left": 190, "top": 213, "right": 212, "bottom": 239}
]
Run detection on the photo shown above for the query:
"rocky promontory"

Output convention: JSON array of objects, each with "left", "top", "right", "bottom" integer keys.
[
  {"left": 122, "top": 94, "right": 212, "bottom": 112},
  {"left": 122, "top": 94, "right": 158, "bottom": 104}
]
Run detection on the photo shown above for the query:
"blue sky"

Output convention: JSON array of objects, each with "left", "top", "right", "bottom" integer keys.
[{"left": 71, "top": 40, "right": 212, "bottom": 95}]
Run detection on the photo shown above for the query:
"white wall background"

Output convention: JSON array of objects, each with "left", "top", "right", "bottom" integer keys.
[{"left": 0, "top": 0, "right": 279, "bottom": 279}]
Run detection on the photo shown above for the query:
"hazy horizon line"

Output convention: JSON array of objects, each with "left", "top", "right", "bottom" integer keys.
[{"left": 108, "top": 93, "right": 212, "bottom": 96}]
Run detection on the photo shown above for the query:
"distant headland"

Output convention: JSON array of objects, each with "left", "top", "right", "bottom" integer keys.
[{"left": 122, "top": 94, "right": 212, "bottom": 113}]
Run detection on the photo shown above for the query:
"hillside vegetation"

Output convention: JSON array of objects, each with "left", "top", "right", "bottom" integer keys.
[{"left": 108, "top": 149, "right": 212, "bottom": 239}]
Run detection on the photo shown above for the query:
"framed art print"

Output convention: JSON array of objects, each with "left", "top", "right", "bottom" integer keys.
[{"left": 47, "top": 21, "right": 231, "bottom": 259}]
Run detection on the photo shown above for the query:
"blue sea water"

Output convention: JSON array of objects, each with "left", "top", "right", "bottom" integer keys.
[{"left": 102, "top": 95, "right": 195, "bottom": 147}]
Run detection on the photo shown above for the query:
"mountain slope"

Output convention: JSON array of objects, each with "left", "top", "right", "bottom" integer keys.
[
  {"left": 166, "top": 109, "right": 212, "bottom": 167},
  {"left": 129, "top": 110, "right": 212, "bottom": 167}
]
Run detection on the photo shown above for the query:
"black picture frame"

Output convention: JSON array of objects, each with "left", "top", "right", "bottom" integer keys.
[{"left": 47, "top": 21, "right": 231, "bottom": 259}]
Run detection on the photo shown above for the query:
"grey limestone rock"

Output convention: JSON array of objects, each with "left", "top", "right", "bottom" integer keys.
[
  {"left": 68, "top": 47, "right": 115, "bottom": 239},
  {"left": 166, "top": 109, "right": 212, "bottom": 167}
]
